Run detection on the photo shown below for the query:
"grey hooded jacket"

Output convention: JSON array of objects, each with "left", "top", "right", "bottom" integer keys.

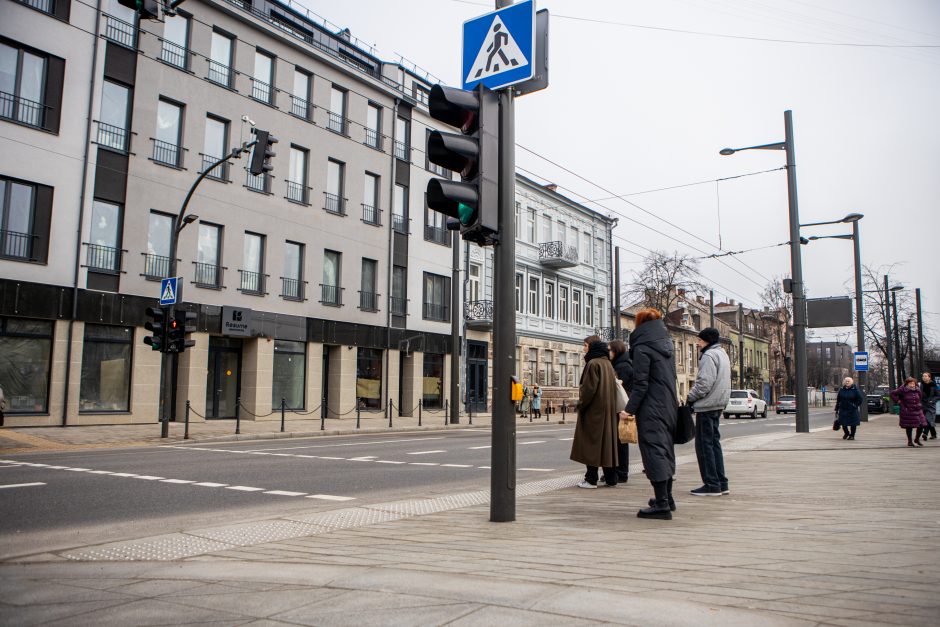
[{"left": 687, "top": 343, "right": 732, "bottom": 413}]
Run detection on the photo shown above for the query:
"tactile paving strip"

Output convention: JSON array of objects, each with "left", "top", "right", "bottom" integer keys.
[
  {"left": 64, "top": 534, "right": 233, "bottom": 561},
  {"left": 188, "top": 519, "right": 327, "bottom": 546}
]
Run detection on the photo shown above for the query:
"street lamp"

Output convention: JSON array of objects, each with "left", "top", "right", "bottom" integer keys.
[{"left": 720, "top": 111, "right": 807, "bottom": 433}]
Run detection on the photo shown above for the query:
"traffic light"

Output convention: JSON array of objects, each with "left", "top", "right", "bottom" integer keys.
[
  {"left": 166, "top": 316, "right": 183, "bottom": 353},
  {"left": 176, "top": 309, "right": 197, "bottom": 353},
  {"left": 426, "top": 84, "right": 499, "bottom": 246},
  {"left": 116, "top": 0, "right": 160, "bottom": 19},
  {"left": 144, "top": 306, "right": 167, "bottom": 352},
  {"left": 249, "top": 129, "right": 278, "bottom": 176}
]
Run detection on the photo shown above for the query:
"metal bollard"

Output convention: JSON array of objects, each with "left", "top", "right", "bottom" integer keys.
[
  {"left": 235, "top": 396, "right": 241, "bottom": 435},
  {"left": 388, "top": 398, "right": 393, "bottom": 428},
  {"left": 418, "top": 399, "right": 423, "bottom": 427},
  {"left": 321, "top": 395, "right": 326, "bottom": 430},
  {"left": 184, "top": 400, "right": 191, "bottom": 440},
  {"left": 356, "top": 398, "right": 361, "bottom": 429},
  {"left": 562, "top": 401, "right": 567, "bottom": 423},
  {"left": 280, "top": 398, "right": 286, "bottom": 433},
  {"left": 444, "top": 399, "right": 449, "bottom": 426},
  {"left": 469, "top": 403, "right": 473, "bottom": 426}
]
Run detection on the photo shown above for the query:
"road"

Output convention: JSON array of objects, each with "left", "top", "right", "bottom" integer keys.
[{"left": 0, "top": 408, "right": 837, "bottom": 559}]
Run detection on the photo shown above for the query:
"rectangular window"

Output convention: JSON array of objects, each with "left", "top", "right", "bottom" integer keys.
[
  {"left": 598, "top": 298, "right": 606, "bottom": 327},
  {"left": 287, "top": 146, "right": 308, "bottom": 204},
  {"left": 252, "top": 50, "right": 275, "bottom": 104},
  {"left": 595, "top": 237, "right": 605, "bottom": 270},
  {"left": 0, "top": 317, "right": 53, "bottom": 414},
  {"left": 161, "top": 12, "right": 189, "bottom": 69},
  {"left": 572, "top": 290, "right": 582, "bottom": 325},
  {"left": 469, "top": 263, "right": 481, "bottom": 302},
  {"left": 581, "top": 230, "right": 591, "bottom": 263},
  {"left": 154, "top": 98, "right": 183, "bottom": 167},
  {"left": 357, "top": 348, "right": 383, "bottom": 409},
  {"left": 688, "top": 344, "right": 695, "bottom": 372},
  {"left": 515, "top": 273, "right": 524, "bottom": 313},
  {"left": 557, "top": 221, "right": 566, "bottom": 245},
  {"left": 97, "top": 80, "right": 130, "bottom": 152},
  {"left": 559, "top": 352, "right": 569, "bottom": 387},
  {"left": 0, "top": 177, "right": 34, "bottom": 260},
  {"left": 282, "top": 241, "right": 303, "bottom": 300},
  {"left": 423, "top": 354, "right": 444, "bottom": 409},
  {"left": 423, "top": 272, "right": 449, "bottom": 322},
  {"left": 322, "top": 249, "right": 341, "bottom": 305},
  {"left": 365, "top": 103, "right": 382, "bottom": 149},
  {"left": 328, "top": 86, "right": 347, "bottom": 134},
  {"left": 528, "top": 277, "right": 539, "bottom": 317},
  {"left": 202, "top": 115, "right": 229, "bottom": 180},
  {"left": 541, "top": 216, "right": 551, "bottom": 243},
  {"left": 394, "top": 116, "right": 410, "bottom": 161},
  {"left": 392, "top": 184, "right": 407, "bottom": 233},
  {"left": 559, "top": 285, "right": 569, "bottom": 322},
  {"left": 79, "top": 324, "right": 132, "bottom": 412},
  {"left": 526, "top": 208, "right": 536, "bottom": 243},
  {"left": 272, "top": 340, "right": 305, "bottom": 410},
  {"left": 359, "top": 258, "right": 378, "bottom": 311},
  {"left": 514, "top": 202, "right": 521, "bottom": 236},
  {"left": 0, "top": 41, "right": 47, "bottom": 128},
  {"left": 240, "top": 232, "right": 265, "bottom": 294},
  {"left": 325, "top": 159, "right": 345, "bottom": 214},
  {"left": 208, "top": 31, "right": 234, "bottom": 87},
  {"left": 527, "top": 348, "right": 537, "bottom": 385},
  {"left": 362, "top": 172, "right": 380, "bottom": 225},
  {"left": 87, "top": 200, "right": 121, "bottom": 272},
  {"left": 586, "top": 293, "right": 594, "bottom": 328},
  {"left": 391, "top": 265, "right": 406, "bottom": 316},
  {"left": 571, "top": 227, "right": 579, "bottom": 254},
  {"left": 542, "top": 349, "right": 553, "bottom": 385},
  {"left": 571, "top": 352, "right": 581, "bottom": 385},
  {"left": 144, "top": 211, "right": 172, "bottom": 278},
  {"left": 105, "top": 0, "right": 136, "bottom": 47},
  {"left": 424, "top": 203, "right": 447, "bottom": 245},
  {"left": 544, "top": 281, "right": 555, "bottom": 320},
  {"left": 291, "top": 68, "right": 310, "bottom": 119},
  {"left": 196, "top": 222, "right": 222, "bottom": 287}
]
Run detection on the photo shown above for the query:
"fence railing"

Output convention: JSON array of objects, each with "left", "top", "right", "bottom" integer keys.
[
  {"left": 392, "top": 213, "right": 408, "bottom": 235},
  {"left": 96, "top": 120, "right": 129, "bottom": 152},
  {"left": 200, "top": 154, "right": 229, "bottom": 181},
  {"left": 390, "top": 296, "right": 407, "bottom": 317},
  {"left": 365, "top": 128, "right": 382, "bottom": 150},
  {"left": 361, "top": 204, "right": 381, "bottom": 226},
  {"left": 0, "top": 91, "right": 46, "bottom": 129},
  {"left": 143, "top": 253, "right": 170, "bottom": 279},
  {"left": 160, "top": 39, "right": 187, "bottom": 69},
  {"left": 424, "top": 224, "right": 449, "bottom": 245},
  {"left": 194, "top": 261, "right": 222, "bottom": 288},
  {"left": 394, "top": 140, "right": 409, "bottom": 161},
  {"left": 423, "top": 302, "right": 449, "bottom": 322},
  {"left": 238, "top": 269, "right": 265, "bottom": 294},
  {"left": 281, "top": 277, "right": 304, "bottom": 300},
  {"left": 152, "top": 139, "right": 181, "bottom": 167},
  {"left": 0, "top": 230, "right": 34, "bottom": 260},
  {"left": 85, "top": 243, "right": 121, "bottom": 273},
  {"left": 104, "top": 15, "right": 136, "bottom": 49},
  {"left": 320, "top": 284, "right": 342, "bottom": 306},
  {"left": 359, "top": 291, "right": 379, "bottom": 312},
  {"left": 286, "top": 180, "right": 308, "bottom": 204},
  {"left": 15, "top": 0, "right": 53, "bottom": 14},
  {"left": 251, "top": 78, "right": 273, "bottom": 104},
  {"left": 327, "top": 112, "right": 347, "bottom": 134},
  {"left": 290, "top": 95, "right": 309, "bottom": 119},
  {"left": 465, "top": 300, "right": 494, "bottom": 322},
  {"left": 206, "top": 60, "right": 233, "bottom": 88},
  {"left": 323, "top": 192, "right": 345, "bottom": 215},
  {"left": 246, "top": 170, "right": 271, "bottom": 194}
]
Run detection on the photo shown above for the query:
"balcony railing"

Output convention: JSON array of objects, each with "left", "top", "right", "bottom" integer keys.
[
  {"left": 281, "top": 277, "right": 304, "bottom": 301},
  {"left": 95, "top": 121, "right": 129, "bottom": 152},
  {"left": 200, "top": 154, "right": 229, "bottom": 181},
  {"left": 142, "top": 253, "right": 170, "bottom": 279},
  {"left": 423, "top": 302, "right": 449, "bottom": 322},
  {"left": 206, "top": 60, "right": 233, "bottom": 88},
  {"left": 85, "top": 243, "right": 121, "bottom": 273},
  {"left": 390, "top": 296, "right": 407, "bottom": 317},
  {"left": 0, "top": 230, "right": 34, "bottom": 260},
  {"left": 15, "top": 0, "right": 54, "bottom": 14},
  {"left": 392, "top": 213, "right": 408, "bottom": 235},
  {"left": 538, "top": 241, "right": 579, "bottom": 268},
  {"left": 364, "top": 128, "right": 382, "bottom": 150},
  {"left": 361, "top": 204, "right": 381, "bottom": 226},
  {"left": 0, "top": 91, "right": 46, "bottom": 128},
  {"left": 323, "top": 192, "right": 345, "bottom": 215},
  {"left": 160, "top": 39, "right": 188, "bottom": 69},
  {"left": 238, "top": 269, "right": 266, "bottom": 294},
  {"left": 105, "top": 15, "right": 136, "bottom": 49},
  {"left": 465, "top": 300, "right": 494, "bottom": 329},
  {"left": 286, "top": 180, "right": 308, "bottom": 204},
  {"left": 394, "top": 140, "right": 409, "bottom": 161},
  {"left": 194, "top": 261, "right": 222, "bottom": 288},
  {"left": 424, "top": 224, "right": 449, "bottom": 245},
  {"left": 152, "top": 139, "right": 181, "bottom": 167},
  {"left": 595, "top": 327, "right": 630, "bottom": 343},
  {"left": 290, "top": 95, "right": 309, "bottom": 119},
  {"left": 320, "top": 284, "right": 342, "bottom": 306},
  {"left": 251, "top": 78, "right": 273, "bottom": 104},
  {"left": 327, "top": 112, "right": 347, "bottom": 135},
  {"left": 246, "top": 170, "right": 271, "bottom": 194},
  {"left": 359, "top": 291, "right": 379, "bottom": 312}
]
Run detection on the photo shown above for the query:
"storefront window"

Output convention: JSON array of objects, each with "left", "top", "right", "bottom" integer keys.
[
  {"left": 356, "top": 348, "right": 382, "bottom": 409},
  {"left": 272, "top": 340, "right": 305, "bottom": 410},
  {"left": 80, "top": 324, "right": 132, "bottom": 412},
  {"left": 423, "top": 353, "right": 444, "bottom": 409},
  {"left": 0, "top": 317, "right": 53, "bottom": 413}
]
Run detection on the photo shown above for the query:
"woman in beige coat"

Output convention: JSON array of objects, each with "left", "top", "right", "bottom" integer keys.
[{"left": 571, "top": 335, "right": 621, "bottom": 488}]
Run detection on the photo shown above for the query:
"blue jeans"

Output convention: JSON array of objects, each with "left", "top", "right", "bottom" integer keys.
[{"left": 694, "top": 410, "right": 727, "bottom": 491}]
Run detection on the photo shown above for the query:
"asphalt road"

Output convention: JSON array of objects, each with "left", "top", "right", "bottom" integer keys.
[{"left": 0, "top": 408, "right": 837, "bottom": 559}]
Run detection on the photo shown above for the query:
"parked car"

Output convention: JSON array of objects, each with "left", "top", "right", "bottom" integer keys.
[
  {"left": 867, "top": 394, "right": 888, "bottom": 414},
  {"left": 776, "top": 395, "right": 796, "bottom": 414},
  {"left": 725, "top": 389, "right": 768, "bottom": 419}
]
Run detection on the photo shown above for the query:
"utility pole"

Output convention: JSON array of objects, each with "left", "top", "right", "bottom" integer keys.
[
  {"left": 614, "top": 247, "right": 621, "bottom": 335},
  {"left": 892, "top": 292, "right": 903, "bottom": 383},
  {"left": 907, "top": 320, "right": 915, "bottom": 380},
  {"left": 709, "top": 289, "right": 715, "bottom": 329},
  {"left": 852, "top": 219, "right": 868, "bottom": 422},
  {"left": 450, "top": 228, "right": 461, "bottom": 424},
  {"left": 915, "top": 288, "right": 924, "bottom": 376},
  {"left": 738, "top": 302, "right": 745, "bottom": 389},
  {"left": 884, "top": 275, "right": 896, "bottom": 390}
]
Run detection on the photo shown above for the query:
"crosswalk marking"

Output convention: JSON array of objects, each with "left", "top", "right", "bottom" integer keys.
[
  {"left": 0, "top": 482, "right": 45, "bottom": 489},
  {"left": 135, "top": 475, "right": 165, "bottom": 481},
  {"left": 225, "top": 486, "right": 265, "bottom": 492},
  {"left": 407, "top": 450, "right": 446, "bottom": 455},
  {"left": 441, "top": 464, "right": 473, "bottom": 468},
  {"left": 409, "top": 462, "right": 439, "bottom": 466},
  {"left": 160, "top": 479, "right": 195, "bottom": 484},
  {"left": 193, "top": 482, "right": 227, "bottom": 487},
  {"left": 468, "top": 445, "right": 491, "bottom": 450},
  {"left": 519, "top": 468, "right": 554, "bottom": 472},
  {"left": 520, "top": 440, "right": 546, "bottom": 445},
  {"left": 263, "top": 490, "right": 306, "bottom": 497},
  {"left": 307, "top": 494, "right": 356, "bottom": 501}
]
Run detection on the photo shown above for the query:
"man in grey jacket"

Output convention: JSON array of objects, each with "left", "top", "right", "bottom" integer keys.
[{"left": 686, "top": 327, "right": 732, "bottom": 497}]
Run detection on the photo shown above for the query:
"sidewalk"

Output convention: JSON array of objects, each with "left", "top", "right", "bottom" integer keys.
[{"left": 3, "top": 416, "right": 938, "bottom": 626}]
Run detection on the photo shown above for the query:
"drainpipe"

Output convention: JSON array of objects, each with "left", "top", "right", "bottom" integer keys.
[
  {"left": 383, "top": 98, "right": 399, "bottom": 415},
  {"left": 61, "top": 0, "right": 105, "bottom": 426}
]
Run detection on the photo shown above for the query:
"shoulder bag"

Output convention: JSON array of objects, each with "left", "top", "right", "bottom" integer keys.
[{"left": 674, "top": 403, "right": 695, "bottom": 445}]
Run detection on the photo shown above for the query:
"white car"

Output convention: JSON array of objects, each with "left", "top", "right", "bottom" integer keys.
[{"left": 724, "top": 389, "right": 767, "bottom": 419}]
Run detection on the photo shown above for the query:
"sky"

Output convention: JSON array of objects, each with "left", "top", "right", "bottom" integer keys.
[{"left": 297, "top": 0, "right": 940, "bottom": 345}]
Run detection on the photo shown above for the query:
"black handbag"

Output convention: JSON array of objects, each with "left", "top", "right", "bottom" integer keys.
[
  {"left": 674, "top": 404, "right": 695, "bottom": 445},
  {"left": 832, "top": 419, "right": 840, "bottom": 431}
]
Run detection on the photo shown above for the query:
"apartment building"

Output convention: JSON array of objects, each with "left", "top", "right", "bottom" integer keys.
[{"left": 714, "top": 301, "right": 773, "bottom": 401}]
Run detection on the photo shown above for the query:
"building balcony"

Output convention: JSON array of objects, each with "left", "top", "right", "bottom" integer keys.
[
  {"left": 104, "top": 14, "right": 136, "bottom": 49},
  {"left": 286, "top": 180, "right": 309, "bottom": 204},
  {"left": 280, "top": 277, "right": 305, "bottom": 301},
  {"left": 84, "top": 243, "right": 123, "bottom": 274},
  {"left": 201, "top": 154, "right": 229, "bottom": 182},
  {"left": 361, "top": 204, "right": 381, "bottom": 226},
  {"left": 250, "top": 78, "right": 273, "bottom": 104},
  {"left": 206, "top": 60, "right": 233, "bottom": 88},
  {"left": 160, "top": 39, "right": 188, "bottom": 70},
  {"left": 327, "top": 112, "right": 347, "bottom": 135},
  {"left": 364, "top": 128, "right": 382, "bottom": 151},
  {"left": 152, "top": 139, "right": 182, "bottom": 168},
  {"left": 390, "top": 296, "right": 407, "bottom": 317},
  {"left": 1, "top": 91, "right": 47, "bottom": 129},
  {"left": 238, "top": 269, "right": 266, "bottom": 295},
  {"left": 538, "top": 241, "right": 579, "bottom": 268},
  {"left": 323, "top": 192, "right": 346, "bottom": 215},
  {"left": 95, "top": 121, "right": 129, "bottom": 153},
  {"left": 595, "top": 327, "right": 629, "bottom": 343},
  {"left": 465, "top": 300, "right": 493, "bottom": 330},
  {"left": 0, "top": 229, "right": 36, "bottom": 261},
  {"left": 193, "top": 261, "right": 224, "bottom": 289},
  {"left": 142, "top": 253, "right": 170, "bottom": 280},
  {"left": 359, "top": 291, "right": 380, "bottom": 312},
  {"left": 290, "top": 96, "right": 309, "bottom": 120},
  {"left": 424, "top": 224, "right": 449, "bottom": 246},
  {"left": 320, "top": 283, "right": 343, "bottom": 306}
]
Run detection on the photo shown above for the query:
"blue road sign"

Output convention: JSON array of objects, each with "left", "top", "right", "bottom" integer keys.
[
  {"left": 462, "top": 0, "right": 535, "bottom": 91},
  {"left": 159, "top": 277, "right": 179, "bottom": 306},
  {"left": 854, "top": 351, "right": 869, "bottom": 372}
]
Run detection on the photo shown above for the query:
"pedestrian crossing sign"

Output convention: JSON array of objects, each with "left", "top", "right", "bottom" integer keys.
[
  {"left": 159, "top": 276, "right": 180, "bottom": 306},
  {"left": 462, "top": 0, "right": 535, "bottom": 91}
]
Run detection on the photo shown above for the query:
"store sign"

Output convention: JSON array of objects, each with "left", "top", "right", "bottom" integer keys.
[{"left": 222, "top": 307, "right": 252, "bottom": 337}]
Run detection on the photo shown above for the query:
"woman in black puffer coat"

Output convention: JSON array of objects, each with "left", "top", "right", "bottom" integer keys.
[{"left": 609, "top": 339, "right": 633, "bottom": 483}]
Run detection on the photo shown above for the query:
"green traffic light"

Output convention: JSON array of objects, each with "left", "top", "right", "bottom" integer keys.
[{"left": 458, "top": 203, "right": 477, "bottom": 226}]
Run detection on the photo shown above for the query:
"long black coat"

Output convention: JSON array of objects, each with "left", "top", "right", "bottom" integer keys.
[
  {"left": 624, "top": 319, "right": 677, "bottom": 482},
  {"left": 611, "top": 353, "right": 634, "bottom": 410},
  {"left": 835, "top": 385, "right": 863, "bottom": 427}
]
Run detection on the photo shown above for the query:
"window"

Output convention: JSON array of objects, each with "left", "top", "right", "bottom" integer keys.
[
  {"left": 144, "top": 211, "right": 172, "bottom": 278},
  {"left": 161, "top": 12, "right": 189, "bottom": 69},
  {"left": 291, "top": 68, "right": 310, "bottom": 119},
  {"left": 208, "top": 31, "right": 234, "bottom": 87},
  {"left": 328, "top": 86, "right": 346, "bottom": 134},
  {"left": 423, "top": 272, "right": 449, "bottom": 321},
  {"left": 97, "top": 80, "right": 130, "bottom": 152},
  {"left": 196, "top": 222, "right": 222, "bottom": 287},
  {"left": 585, "top": 293, "right": 594, "bottom": 328},
  {"left": 287, "top": 146, "right": 308, "bottom": 203},
  {"left": 272, "top": 340, "right": 305, "bottom": 410},
  {"left": 469, "top": 264, "right": 481, "bottom": 302},
  {"left": 392, "top": 184, "right": 407, "bottom": 233},
  {"left": 202, "top": 115, "right": 228, "bottom": 180},
  {"left": 414, "top": 83, "right": 430, "bottom": 105},
  {"left": 325, "top": 159, "right": 345, "bottom": 214},
  {"left": 526, "top": 208, "right": 536, "bottom": 242},
  {"left": 595, "top": 237, "right": 605, "bottom": 270},
  {"left": 365, "top": 103, "right": 382, "bottom": 149},
  {"left": 105, "top": 0, "right": 136, "bottom": 48},
  {"left": 425, "top": 204, "right": 447, "bottom": 245},
  {"left": 527, "top": 348, "right": 537, "bottom": 384},
  {"left": 362, "top": 172, "right": 380, "bottom": 225},
  {"left": 541, "top": 216, "right": 552, "bottom": 243},
  {"left": 360, "top": 258, "right": 378, "bottom": 311},
  {"left": 572, "top": 290, "right": 582, "bottom": 325},
  {"left": 322, "top": 249, "right": 341, "bottom": 305},
  {"left": 153, "top": 99, "right": 182, "bottom": 167},
  {"left": 688, "top": 344, "right": 695, "bottom": 372},
  {"left": 581, "top": 230, "right": 591, "bottom": 263},
  {"left": 423, "top": 354, "right": 444, "bottom": 409},
  {"left": 598, "top": 298, "right": 605, "bottom": 327},
  {"left": 252, "top": 50, "right": 275, "bottom": 104},
  {"left": 542, "top": 349, "right": 553, "bottom": 385},
  {"left": 240, "top": 232, "right": 265, "bottom": 294},
  {"left": 528, "top": 277, "right": 539, "bottom": 316},
  {"left": 559, "top": 352, "right": 568, "bottom": 387},
  {"left": 571, "top": 227, "right": 579, "bottom": 253},
  {"left": 0, "top": 317, "right": 53, "bottom": 414},
  {"left": 357, "top": 348, "right": 383, "bottom": 409},
  {"left": 394, "top": 116, "right": 410, "bottom": 161},
  {"left": 79, "top": 324, "right": 132, "bottom": 412},
  {"left": 1, "top": 177, "right": 37, "bottom": 261},
  {"left": 514, "top": 202, "right": 521, "bottom": 235},
  {"left": 571, "top": 352, "right": 581, "bottom": 385},
  {"left": 514, "top": 273, "right": 524, "bottom": 313},
  {"left": 559, "top": 285, "right": 569, "bottom": 322},
  {"left": 0, "top": 41, "right": 47, "bottom": 128},
  {"left": 86, "top": 200, "right": 121, "bottom": 272},
  {"left": 391, "top": 265, "right": 406, "bottom": 316},
  {"left": 544, "top": 281, "right": 555, "bottom": 320},
  {"left": 14, "top": 0, "right": 55, "bottom": 15},
  {"left": 282, "top": 241, "right": 303, "bottom": 300},
  {"left": 557, "top": 221, "right": 566, "bottom": 245}
]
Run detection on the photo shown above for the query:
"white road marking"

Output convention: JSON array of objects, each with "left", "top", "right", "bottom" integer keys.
[
  {"left": 65, "top": 468, "right": 90, "bottom": 472},
  {"left": 264, "top": 490, "right": 307, "bottom": 497},
  {"left": 407, "top": 450, "right": 446, "bottom": 455},
  {"left": 307, "top": 494, "right": 356, "bottom": 501},
  {"left": 193, "top": 482, "right": 227, "bottom": 487},
  {"left": 88, "top": 470, "right": 114, "bottom": 475},
  {"left": 239, "top": 436, "right": 446, "bottom": 452},
  {"left": 409, "top": 462, "right": 439, "bottom": 466},
  {"left": 375, "top": 460, "right": 406, "bottom": 464},
  {"left": 441, "top": 464, "right": 473, "bottom": 468},
  {"left": 519, "top": 468, "right": 555, "bottom": 472},
  {"left": 519, "top": 440, "right": 546, "bottom": 445},
  {"left": 348, "top": 456, "right": 378, "bottom": 461},
  {"left": 110, "top": 473, "right": 138, "bottom": 477},
  {"left": 134, "top": 475, "right": 165, "bottom": 481},
  {"left": 479, "top": 466, "right": 491, "bottom": 469},
  {"left": 468, "top": 445, "right": 491, "bottom": 450},
  {"left": 318, "top": 456, "right": 343, "bottom": 460},
  {"left": 557, "top": 438, "right": 574, "bottom": 441},
  {"left": 0, "top": 464, "right": 23, "bottom": 468},
  {"left": 160, "top": 479, "right": 195, "bottom": 484},
  {"left": 225, "top": 486, "right": 265, "bottom": 492},
  {"left": 0, "top": 482, "right": 46, "bottom": 489}
]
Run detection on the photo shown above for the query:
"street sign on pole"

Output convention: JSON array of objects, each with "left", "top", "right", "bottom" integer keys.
[
  {"left": 462, "top": 0, "right": 535, "bottom": 91},
  {"left": 854, "top": 351, "right": 869, "bottom": 372},
  {"left": 159, "top": 277, "right": 181, "bottom": 306}
]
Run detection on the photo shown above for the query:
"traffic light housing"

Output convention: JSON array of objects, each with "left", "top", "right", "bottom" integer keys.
[
  {"left": 166, "top": 310, "right": 197, "bottom": 353},
  {"left": 116, "top": 0, "right": 160, "bottom": 19},
  {"left": 249, "top": 129, "right": 278, "bottom": 176},
  {"left": 144, "top": 306, "right": 167, "bottom": 352},
  {"left": 426, "top": 84, "right": 499, "bottom": 246}
]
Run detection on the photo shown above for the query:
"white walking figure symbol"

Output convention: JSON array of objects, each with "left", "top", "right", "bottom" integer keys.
[{"left": 475, "top": 23, "right": 519, "bottom": 78}]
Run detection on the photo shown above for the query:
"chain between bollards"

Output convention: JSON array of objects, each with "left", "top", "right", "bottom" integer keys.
[
  {"left": 280, "top": 398, "right": 286, "bottom": 433},
  {"left": 184, "top": 400, "right": 191, "bottom": 440},
  {"left": 234, "top": 396, "right": 241, "bottom": 435}
]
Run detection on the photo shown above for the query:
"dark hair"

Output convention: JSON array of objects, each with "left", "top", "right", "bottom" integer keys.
[
  {"left": 609, "top": 339, "right": 627, "bottom": 359},
  {"left": 635, "top": 308, "right": 663, "bottom": 327},
  {"left": 583, "top": 334, "right": 601, "bottom": 345},
  {"left": 905, "top": 376, "right": 917, "bottom": 384}
]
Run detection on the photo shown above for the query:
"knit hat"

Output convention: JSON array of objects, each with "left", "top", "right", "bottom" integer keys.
[{"left": 698, "top": 327, "right": 720, "bottom": 344}]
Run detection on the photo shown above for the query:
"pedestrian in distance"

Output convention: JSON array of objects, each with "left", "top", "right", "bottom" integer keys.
[
  {"left": 624, "top": 309, "right": 678, "bottom": 520},
  {"left": 520, "top": 381, "right": 530, "bottom": 419},
  {"left": 686, "top": 327, "right": 732, "bottom": 498},
  {"left": 920, "top": 372, "right": 939, "bottom": 440},
  {"left": 891, "top": 377, "right": 927, "bottom": 447},
  {"left": 571, "top": 335, "right": 620, "bottom": 488},
  {"left": 835, "top": 376, "right": 864, "bottom": 441},
  {"left": 609, "top": 339, "right": 633, "bottom": 484},
  {"left": 531, "top": 384, "right": 542, "bottom": 420}
]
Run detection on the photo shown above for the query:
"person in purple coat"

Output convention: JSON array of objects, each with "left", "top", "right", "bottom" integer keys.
[{"left": 891, "top": 377, "right": 927, "bottom": 447}]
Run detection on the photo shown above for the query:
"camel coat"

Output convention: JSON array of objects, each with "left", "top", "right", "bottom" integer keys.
[{"left": 570, "top": 347, "right": 620, "bottom": 468}]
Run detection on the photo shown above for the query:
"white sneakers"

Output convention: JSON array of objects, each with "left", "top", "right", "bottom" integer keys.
[{"left": 577, "top": 481, "right": 597, "bottom": 489}]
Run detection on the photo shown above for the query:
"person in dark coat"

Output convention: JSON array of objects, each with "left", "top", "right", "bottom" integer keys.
[
  {"left": 609, "top": 339, "right": 633, "bottom": 483},
  {"left": 570, "top": 335, "right": 620, "bottom": 487},
  {"left": 920, "top": 372, "right": 938, "bottom": 440},
  {"left": 835, "top": 376, "right": 864, "bottom": 441},
  {"left": 891, "top": 377, "right": 926, "bottom": 447},
  {"left": 624, "top": 309, "right": 677, "bottom": 520}
]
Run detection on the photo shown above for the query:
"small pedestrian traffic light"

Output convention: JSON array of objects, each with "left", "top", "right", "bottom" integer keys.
[
  {"left": 249, "top": 129, "right": 278, "bottom": 176},
  {"left": 116, "top": 0, "right": 160, "bottom": 19},
  {"left": 426, "top": 84, "right": 499, "bottom": 246},
  {"left": 144, "top": 306, "right": 167, "bottom": 352},
  {"left": 166, "top": 316, "right": 183, "bottom": 353}
]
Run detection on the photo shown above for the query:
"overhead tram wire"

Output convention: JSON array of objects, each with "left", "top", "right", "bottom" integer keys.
[{"left": 582, "top": 167, "right": 786, "bottom": 203}]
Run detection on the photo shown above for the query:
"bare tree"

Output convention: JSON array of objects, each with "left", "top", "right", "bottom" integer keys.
[
  {"left": 624, "top": 250, "right": 704, "bottom": 314},
  {"left": 860, "top": 263, "right": 916, "bottom": 384},
  {"left": 761, "top": 276, "right": 794, "bottom": 394}
]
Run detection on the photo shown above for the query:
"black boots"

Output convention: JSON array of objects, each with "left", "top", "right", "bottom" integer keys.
[
  {"left": 648, "top": 478, "right": 676, "bottom": 511},
  {"left": 638, "top": 480, "right": 672, "bottom": 520}
]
